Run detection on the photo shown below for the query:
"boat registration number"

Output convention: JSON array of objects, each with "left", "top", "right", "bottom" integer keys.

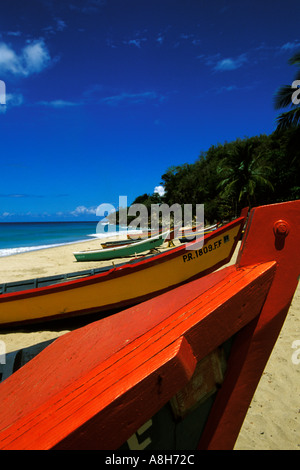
[{"left": 182, "top": 236, "right": 229, "bottom": 263}]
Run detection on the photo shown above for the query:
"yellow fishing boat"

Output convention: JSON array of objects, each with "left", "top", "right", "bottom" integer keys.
[{"left": 0, "top": 212, "right": 246, "bottom": 327}]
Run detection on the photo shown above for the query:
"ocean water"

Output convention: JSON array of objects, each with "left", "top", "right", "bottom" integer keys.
[{"left": 0, "top": 222, "right": 137, "bottom": 257}]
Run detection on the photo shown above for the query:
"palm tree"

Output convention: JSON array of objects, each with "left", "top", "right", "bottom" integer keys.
[
  {"left": 217, "top": 140, "right": 273, "bottom": 215},
  {"left": 274, "top": 51, "right": 300, "bottom": 130}
]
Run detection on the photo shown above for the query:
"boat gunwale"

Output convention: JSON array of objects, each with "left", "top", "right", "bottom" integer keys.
[{"left": 0, "top": 216, "right": 245, "bottom": 303}]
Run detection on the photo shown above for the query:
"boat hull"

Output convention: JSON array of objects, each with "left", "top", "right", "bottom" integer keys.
[
  {"left": 101, "top": 239, "right": 137, "bottom": 249},
  {"left": 73, "top": 232, "right": 167, "bottom": 261},
  {"left": 0, "top": 219, "right": 244, "bottom": 327}
]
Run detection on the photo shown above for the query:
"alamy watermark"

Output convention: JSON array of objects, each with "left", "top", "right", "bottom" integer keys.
[
  {"left": 0, "top": 80, "right": 6, "bottom": 106},
  {"left": 96, "top": 196, "right": 204, "bottom": 250},
  {"left": 291, "top": 339, "right": 300, "bottom": 365},
  {"left": 291, "top": 80, "right": 300, "bottom": 105},
  {"left": 0, "top": 341, "right": 6, "bottom": 365}
]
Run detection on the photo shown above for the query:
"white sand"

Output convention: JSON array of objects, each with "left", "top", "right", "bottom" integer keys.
[{"left": 234, "top": 282, "right": 300, "bottom": 450}]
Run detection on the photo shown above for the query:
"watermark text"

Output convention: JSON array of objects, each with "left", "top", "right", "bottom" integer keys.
[
  {"left": 96, "top": 196, "right": 205, "bottom": 250},
  {"left": 0, "top": 341, "right": 6, "bottom": 365},
  {"left": 291, "top": 339, "right": 300, "bottom": 365},
  {"left": 0, "top": 80, "right": 6, "bottom": 106},
  {"left": 291, "top": 80, "right": 300, "bottom": 105}
]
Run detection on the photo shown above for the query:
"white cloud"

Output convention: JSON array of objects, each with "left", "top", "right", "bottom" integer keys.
[
  {"left": 38, "top": 99, "right": 81, "bottom": 108},
  {"left": 7, "top": 31, "right": 22, "bottom": 37},
  {"left": 214, "top": 54, "right": 247, "bottom": 71},
  {"left": 198, "top": 52, "right": 248, "bottom": 72},
  {"left": 43, "top": 18, "right": 67, "bottom": 35},
  {"left": 1, "top": 212, "right": 13, "bottom": 217},
  {"left": 38, "top": 87, "right": 164, "bottom": 109},
  {"left": 0, "top": 43, "right": 22, "bottom": 75},
  {"left": 280, "top": 41, "right": 300, "bottom": 51},
  {"left": 22, "top": 40, "right": 51, "bottom": 74},
  {"left": 6, "top": 93, "right": 24, "bottom": 107},
  {"left": 216, "top": 85, "right": 238, "bottom": 93},
  {"left": 0, "top": 40, "right": 52, "bottom": 77},
  {"left": 101, "top": 91, "right": 160, "bottom": 106},
  {"left": 123, "top": 38, "right": 147, "bottom": 48},
  {"left": 154, "top": 185, "right": 165, "bottom": 197},
  {"left": 156, "top": 35, "right": 164, "bottom": 45},
  {"left": 55, "top": 18, "right": 67, "bottom": 32},
  {"left": 0, "top": 91, "right": 24, "bottom": 113},
  {"left": 70, "top": 205, "right": 97, "bottom": 216}
]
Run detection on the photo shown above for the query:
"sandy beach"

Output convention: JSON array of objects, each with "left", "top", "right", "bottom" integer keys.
[{"left": 0, "top": 237, "right": 299, "bottom": 450}]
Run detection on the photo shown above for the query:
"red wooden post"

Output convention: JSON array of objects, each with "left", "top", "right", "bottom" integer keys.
[{"left": 198, "top": 200, "right": 300, "bottom": 449}]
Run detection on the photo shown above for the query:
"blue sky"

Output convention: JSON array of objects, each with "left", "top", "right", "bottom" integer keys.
[{"left": 0, "top": 0, "right": 299, "bottom": 221}]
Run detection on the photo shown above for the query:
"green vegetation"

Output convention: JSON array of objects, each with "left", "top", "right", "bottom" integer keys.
[
  {"left": 159, "top": 128, "right": 299, "bottom": 222},
  {"left": 274, "top": 51, "right": 300, "bottom": 130},
  {"left": 109, "top": 126, "right": 299, "bottom": 225}
]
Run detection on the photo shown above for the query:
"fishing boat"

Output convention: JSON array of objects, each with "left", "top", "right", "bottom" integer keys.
[
  {"left": 101, "top": 238, "right": 138, "bottom": 249},
  {"left": 126, "top": 227, "right": 165, "bottom": 240},
  {"left": 73, "top": 231, "right": 169, "bottom": 262},
  {"left": 0, "top": 212, "right": 246, "bottom": 327},
  {"left": 179, "top": 221, "right": 205, "bottom": 236},
  {"left": 101, "top": 227, "right": 177, "bottom": 249},
  {"left": 126, "top": 225, "right": 179, "bottom": 241},
  {"left": 0, "top": 200, "right": 298, "bottom": 450},
  {"left": 179, "top": 223, "right": 219, "bottom": 243}
]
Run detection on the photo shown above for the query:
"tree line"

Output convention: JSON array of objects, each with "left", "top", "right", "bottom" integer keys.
[
  {"left": 129, "top": 127, "right": 299, "bottom": 224},
  {"left": 109, "top": 52, "right": 300, "bottom": 225}
]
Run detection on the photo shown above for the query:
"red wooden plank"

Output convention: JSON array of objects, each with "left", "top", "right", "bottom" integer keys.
[
  {"left": 0, "top": 261, "right": 275, "bottom": 449},
  {"left": 198, "top": 199, "right": 300, "bottom": 450},
  {"left": 0, "top": 266, "right": 236, "bottom": 426}
]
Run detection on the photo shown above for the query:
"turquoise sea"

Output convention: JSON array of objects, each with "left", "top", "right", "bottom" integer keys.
[{"left": 0, "top": 222, "right": 132, "bottom": 257}]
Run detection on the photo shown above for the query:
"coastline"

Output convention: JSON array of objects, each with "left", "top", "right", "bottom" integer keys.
[
  {"left": 0, "top": 237, "right": 299, "bottom": 449},
  {"left": 0, "top": 231, "right": 137, "bottom": 284},
  {"left": 0, "top": 223, "right": 138, "bottom": 258}
]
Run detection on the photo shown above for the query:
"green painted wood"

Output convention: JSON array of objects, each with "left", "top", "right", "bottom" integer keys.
[{"left": 73, "top": 231, "right": 168, "bottom": 261}]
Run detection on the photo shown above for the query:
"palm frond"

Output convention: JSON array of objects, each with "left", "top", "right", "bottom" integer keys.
[
  {"left": 274, "top": 50, "right": 300, "bottom": 129},
  {"left": 288, "top": 51, "right": 300, "bottom": 66},
  {"left": 252, "top": 174, "right": 274, "bottom": 191},
  {"left": 273, "top": 85, "right": 296, "bottom": 110},
  {"left": 276, "top": 107, "right": 300, "bottom": 130}
]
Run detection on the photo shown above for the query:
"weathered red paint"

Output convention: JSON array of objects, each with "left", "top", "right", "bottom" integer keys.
[
  {"left": 198, "top": 200, "right": 300, "bottom": 449},
  {"left": 0, "top": 200, "right": 299, "bottom": 450}
]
